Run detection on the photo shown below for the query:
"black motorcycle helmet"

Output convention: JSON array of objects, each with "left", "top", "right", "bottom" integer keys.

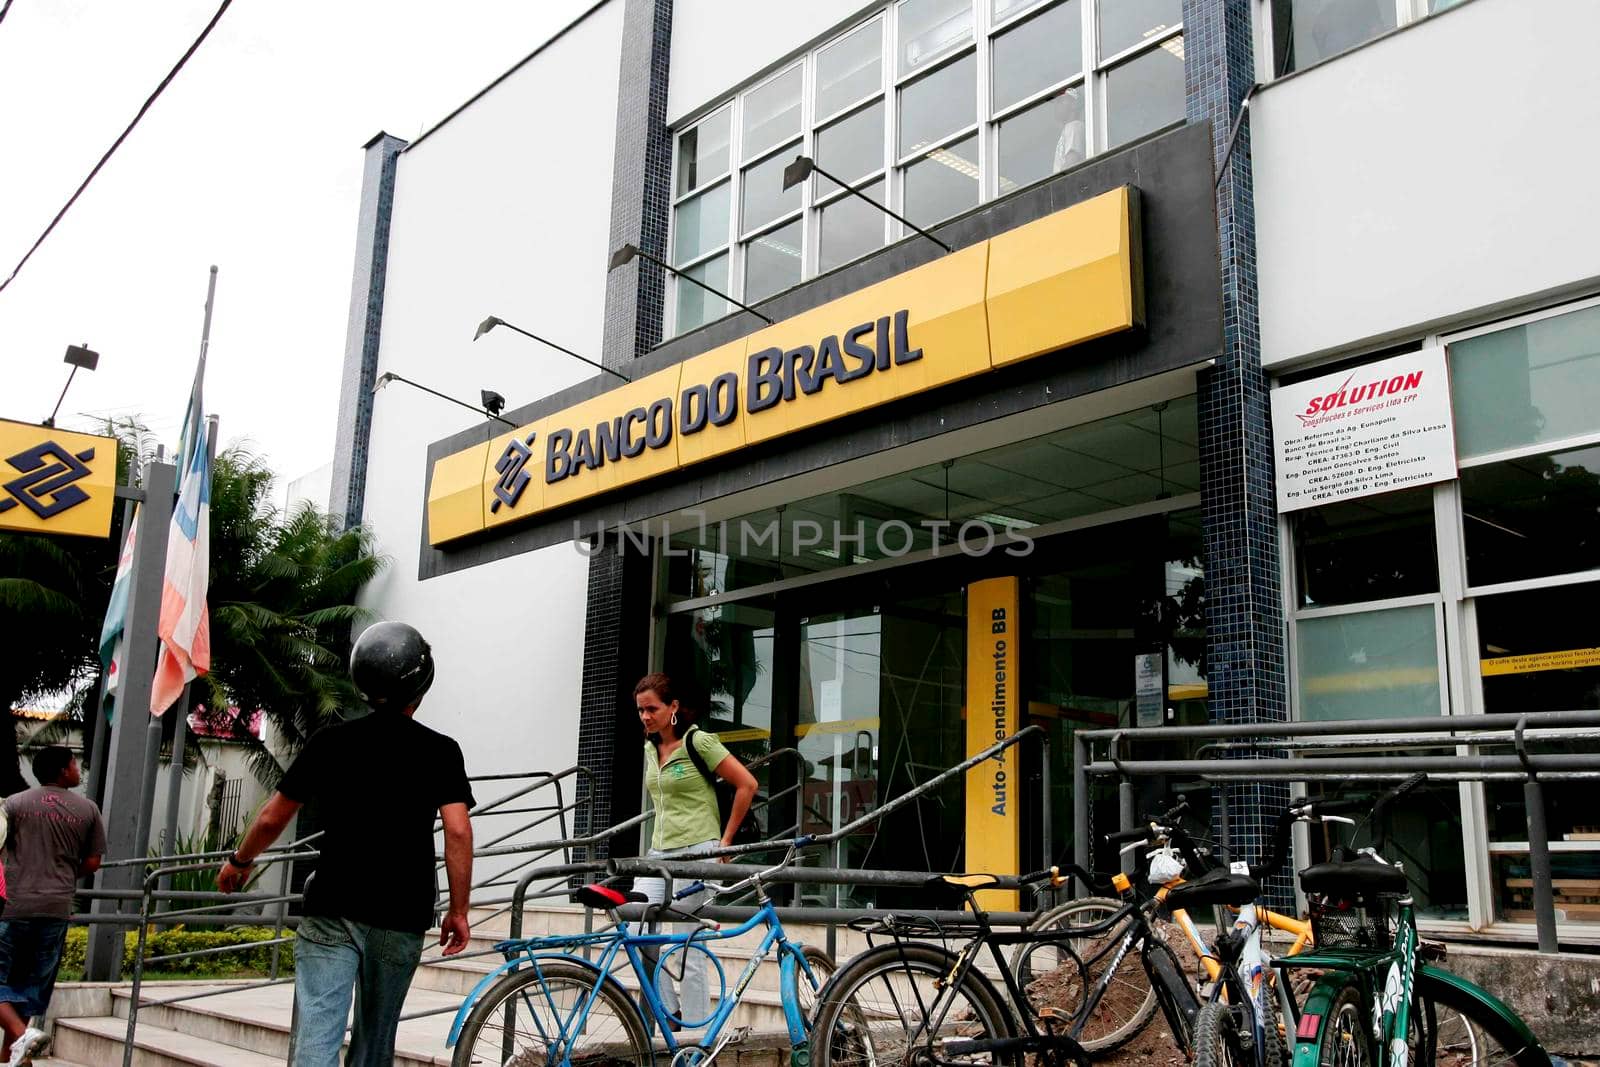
[{"left": 349, "top": 622, "right": 436, "bottom": 711}]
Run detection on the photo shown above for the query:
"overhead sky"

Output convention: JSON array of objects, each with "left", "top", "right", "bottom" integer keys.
[{"left": 0, "top": 0, "right": 596, "bottom": 497}]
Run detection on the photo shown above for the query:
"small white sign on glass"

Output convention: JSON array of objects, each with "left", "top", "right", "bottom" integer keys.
[{"left": 1271, "top": 346, "right": 1457, "bottom": 513}]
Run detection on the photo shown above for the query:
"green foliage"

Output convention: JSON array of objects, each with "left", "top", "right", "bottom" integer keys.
[
  {"left": 201, "top": 447, "right": 386, "bottom": 786},
  {"left": 151, "top": 826, "right": 265, "bottom": 909},
  {"left": 61, "top": 925, "right": 294, "bottom": 976},
  {"left": 0, "top": 419, "right": 386, "bottom": 792}
]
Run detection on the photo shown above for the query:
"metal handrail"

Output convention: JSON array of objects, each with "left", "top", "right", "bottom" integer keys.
[
  {"left": 97, "top": 763, "right": 596, "bottom": 1063},
  {"left": 1069, "top": 710, "right": 1600, "bottom": 957}
]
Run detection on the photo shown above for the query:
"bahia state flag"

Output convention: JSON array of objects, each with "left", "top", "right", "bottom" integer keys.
[
  {"left": 152, "top": 365, "right": 212, "bottom": 716},
  {"left": 97, "top": 505, "right": 140, "bottom": 722}
]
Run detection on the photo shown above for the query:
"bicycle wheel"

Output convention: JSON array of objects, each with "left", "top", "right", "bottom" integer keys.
[
  {"left": 1314, "top": 985, "right": 1372, "bottom": 1067},
  {"left": 812, "top": 942, "right": 1017, "bottom": 1067},
  {"left": 1194, "top": 1002, "right": 1249, "bottom": 1067},
  {"left": 1014, "top": 898, "right": 1157, "bottom": 1054},
  {"left": 785, "top": 943, "right": 838, "bottom": 1028},
  {"left": 452, "top": 958, "right": 654, "bottom": 1067},
  {"left": 1417, "top": 971, "right": 1553, "bottom": 1067},
  {"left": 1145, "top": 934, "right": 1199, "bottom": 1056}
]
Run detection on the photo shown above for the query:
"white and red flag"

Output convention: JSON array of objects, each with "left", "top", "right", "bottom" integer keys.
[{"left": 151, "top": 363, "right": 212, "bottom": 716}]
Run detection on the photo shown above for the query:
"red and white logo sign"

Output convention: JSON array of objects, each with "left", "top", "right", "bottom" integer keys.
[{"left": 1272, "top": 346, "right": 1457, "bottom": 513}]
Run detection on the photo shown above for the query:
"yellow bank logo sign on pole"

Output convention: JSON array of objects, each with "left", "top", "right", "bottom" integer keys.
[
  {"left": 0, "top": 419, "right": 117, "bottom": 539},
  {"left": 966, "top": 576, "right": 1021, "bottom": 910}
]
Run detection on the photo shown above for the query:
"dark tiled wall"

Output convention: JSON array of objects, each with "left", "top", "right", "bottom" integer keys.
[
  {"left": 329, "top": 133, "right": 407, "bottom": 527},
  {"left": 578, "top": 0, "right": 674, "bottom": 846},
  {"left": 1184, "top": 0, "right": 1292, "bottom": 897}
]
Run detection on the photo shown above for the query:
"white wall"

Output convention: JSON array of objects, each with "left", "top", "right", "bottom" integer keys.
[
  {"left": 1253, "top": 0, "right": 1600, "bottom": 367},
  {"left": 359, "top": 0, "right": 624, "bottom": 782},
  {"left": 667, "top": 0, "right": 876, "bottom": 124},
  {"left": 284, "top": 461, "right": 333, "bottom": 515}
]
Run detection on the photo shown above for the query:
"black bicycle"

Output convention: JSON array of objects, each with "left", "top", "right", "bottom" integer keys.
[{"left": 810, "top": 867, "right": 1117, "bottom": 1067}]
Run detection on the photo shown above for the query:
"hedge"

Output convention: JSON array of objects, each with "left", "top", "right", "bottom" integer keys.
[{"left": 62, "top": 926, "right": 295, "bottom": 976}]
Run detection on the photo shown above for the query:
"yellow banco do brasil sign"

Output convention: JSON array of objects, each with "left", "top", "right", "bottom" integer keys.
[
  {"left": 0, "top": 418, "right": 117, "bottom": 539},
  {"left": 429, "top": 185, "right": 1143, "bottom": 545}
]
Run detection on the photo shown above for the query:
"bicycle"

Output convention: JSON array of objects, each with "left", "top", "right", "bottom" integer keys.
[
  {"left": 1012, "top": 798, "right": 1315, "bottom": 1059},
  {"left": 810, "top": 866, "right": 1108, "bottom": 1067},
  {"left": 1281, "top": 775, "right": 1555, "bottom": 1067},
  {"left": 447, "top": 838, "right": 835, "bottom": 1067}
]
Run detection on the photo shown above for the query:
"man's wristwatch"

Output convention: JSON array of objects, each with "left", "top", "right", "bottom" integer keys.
[{"left": 226, "top": 852, "right": 254, "bottom": 869}]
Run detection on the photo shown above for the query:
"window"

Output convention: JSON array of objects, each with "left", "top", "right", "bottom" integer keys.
[
  {"left": 1266, "top": 0, "right": 1473, "bottom": 78},
  {"left": 667, "top": 0, "right": 1187, "bottom": 336}
]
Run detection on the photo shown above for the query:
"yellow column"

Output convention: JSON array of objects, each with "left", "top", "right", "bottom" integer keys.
[{"left": 965, "top": 576, "right": 1021, "bottom": 910}]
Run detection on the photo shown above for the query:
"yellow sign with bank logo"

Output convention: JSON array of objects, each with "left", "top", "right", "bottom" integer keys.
[
  {"left": 965, "top": 576, "right": 1021, "bottom": 910},
  {"left": 0, "top": 419, "right": 118, "bottom": 539},
  {"left": 429, "top": 186, "right": 1141, "bottom": 544}
]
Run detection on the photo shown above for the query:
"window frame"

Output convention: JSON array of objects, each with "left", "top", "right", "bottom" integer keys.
[
  {"left": 1279, "top": 292, "right": 1600, "bottom": 942},
  {"left": 664, "top": 0, "right": 1186, "bottom": 339},
  {"left": 1257, "top": 0, "right": 1455, "bottom": 81}
]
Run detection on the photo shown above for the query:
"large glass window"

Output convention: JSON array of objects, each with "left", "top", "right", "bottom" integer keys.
[
  {"left": 1295, "top": 604, "right": 1442, "bottom": 722},
  {"left": 1267, "top": 0, "right": 1471, "bottom": 78},
  {"left": 667, "top": 0, "right": 1186, "bottom": 335},
  {"left": 1450, "top": 302, "right": 1600, "bottom": 460},
  {"left": 1293, "top": 487, "right": 1437, "bottom": 607}
]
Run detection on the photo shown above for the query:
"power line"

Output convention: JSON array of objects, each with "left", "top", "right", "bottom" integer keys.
[
  {"left": 0, "top": 0, "right": 15, "bottom": 29},
  {"left": 0, "top": 0, "right": 234, "bottom": 297}
]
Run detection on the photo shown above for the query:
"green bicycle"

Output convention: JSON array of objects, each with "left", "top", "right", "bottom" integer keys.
[{"left": 1279, "top": 775, "right": 1554, "bottom": 1067}]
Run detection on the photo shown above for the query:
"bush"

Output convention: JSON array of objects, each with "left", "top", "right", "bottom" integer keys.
[{"left": 62, "top": 925, "right": 295, "bottom": 976}]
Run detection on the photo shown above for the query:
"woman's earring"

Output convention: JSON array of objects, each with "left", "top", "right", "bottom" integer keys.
[{"left": 671, "top": 712, "right": 679, "bottom": 727}]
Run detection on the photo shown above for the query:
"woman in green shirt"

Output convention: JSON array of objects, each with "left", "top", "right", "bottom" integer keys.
[{"left": 634, "top": 673, "right": 758, "bottom": 1030}]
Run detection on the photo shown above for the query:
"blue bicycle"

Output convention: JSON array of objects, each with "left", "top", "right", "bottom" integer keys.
[{"left": 447, "top": 840, "right": 835, "bottom": 1067}]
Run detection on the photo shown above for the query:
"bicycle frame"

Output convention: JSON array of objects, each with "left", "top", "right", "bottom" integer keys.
[{"left": 446, "top": 899, "right": 821, "bottom": 1053}]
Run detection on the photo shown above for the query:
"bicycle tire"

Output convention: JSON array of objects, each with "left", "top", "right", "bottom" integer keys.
[
  {"left": 1146, "top": 933, "right": 1199, "bottom": 1057},
  {"left": 1016, "top": 897, "right": 1157, "bottom": 1055},
  {"left": 811, "top": 941, "right": 1018, "bottom": 1067},
  {"left": 1314, "top": 985, "right": 1372, "bottom": 1067},
  {"left": 1195, "top": 1002, "right": 1250, "bottom": 1067},
  {"left": 785, "top": 943, "right": 838, "bottom": 1028},
  {"left": 451, "top": 958, "right": 654, "bottom": 1067},
  {"left": 1417, "top": 970, "right": 1554, "bottom": 1067}
]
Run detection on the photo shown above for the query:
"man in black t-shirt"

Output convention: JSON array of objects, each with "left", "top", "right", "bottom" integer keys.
[{"left": 218, "top": 623, "right": 474, "bottom": 1066}]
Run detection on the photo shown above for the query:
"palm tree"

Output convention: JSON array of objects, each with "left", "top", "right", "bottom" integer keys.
[
  {"left": 200, "top": 447, "right": 386, "bottom": 786},
  {"left": 1, "top": 422, "right": 384, "bottom": 791}
]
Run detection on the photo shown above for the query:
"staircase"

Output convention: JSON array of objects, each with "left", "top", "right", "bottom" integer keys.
[{"left": 39, "top": 902, "right": 863, "bottom": 1066}]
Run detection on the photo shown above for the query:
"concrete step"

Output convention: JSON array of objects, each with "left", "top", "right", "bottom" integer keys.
[
  {"left": 53, "top": 1016, "right": 285, "bottom": 1067},
  {"left": 103, "top": 982, "right": 460, "bottom": 1067}
]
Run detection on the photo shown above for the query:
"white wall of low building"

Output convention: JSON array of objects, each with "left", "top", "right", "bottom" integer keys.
[
  {"left": 357, "top": 1, "right": 624, "bottom": 782},
  {"left": 667, "top": 0, "right": 874, "bottom": 123},
  {"left": 1253, "top": 0, "right": 1600, "bottom": 367}
]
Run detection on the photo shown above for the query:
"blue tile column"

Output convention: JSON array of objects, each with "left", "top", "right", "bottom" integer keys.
[
  {"left": 1183, "top": 0, "right": 1292, "bottom": 893},
  {"left": 329, "top": 132, "right": 407, "bottom": 527},
  {"left": 575, "top": 0, "right": 675, "bottom": 852}
]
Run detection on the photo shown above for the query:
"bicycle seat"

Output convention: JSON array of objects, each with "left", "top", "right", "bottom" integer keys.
[
  {"left": 1164, "top": 870, "right": 1260, "bottom": 912},
  {"left": 925, "top": 873, "right": 1003, "bottom": 893},
  {"left": 572, "top": 884, "right": 650, "bottom": 909},
  {"left": 1298, "top": 857, "right": 1406, "bottom": 898}
]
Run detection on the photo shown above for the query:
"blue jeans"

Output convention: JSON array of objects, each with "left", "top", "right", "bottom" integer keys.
[
  {"left": 291, "top": 915, "right": 424, "bottom": 1066},
  {"left": 0, "top": 918, "right": 69, "bottom": 1021}
]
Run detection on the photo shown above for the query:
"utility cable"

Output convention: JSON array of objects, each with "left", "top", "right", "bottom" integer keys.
[
  {"left": 0, "top": 0, "right": 15, "bottom": 29},
  {"left": 0, "top": 0, "right": 234, "bottom": 297}
]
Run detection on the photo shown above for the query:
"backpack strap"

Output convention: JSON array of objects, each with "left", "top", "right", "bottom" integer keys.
[{"left": 681, "top": 725, "right": 717, "bottom": 785}]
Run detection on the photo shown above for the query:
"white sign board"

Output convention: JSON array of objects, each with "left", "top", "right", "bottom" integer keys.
[
  {"left": 1134, "top": 653, "right": 1164, "bottom": 728},
  {"left": 1271, "top": 346, "right": 1457, "bottom": 513}
]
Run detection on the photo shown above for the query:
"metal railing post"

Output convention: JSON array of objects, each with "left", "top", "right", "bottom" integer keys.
[
  {"left": 271, "top": 847, "right": 293, "bottom": 980},
  {"left": 123, "top": 873, "right": 157, "bottom": 1067},
  {"left": 1072, "top": 731, "right": 1090, "bottom": 892},
  {"left": 1118, "top": 780, "right": 1137, "bottom": 876},
  {"left": 1515, "top": 716, "right": 1560, "bottom": 954}
]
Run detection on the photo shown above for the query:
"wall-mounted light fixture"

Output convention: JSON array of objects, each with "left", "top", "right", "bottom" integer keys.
[
  {"left": 782, "top": 155, "right": 952, "bottom": 254},
  {"left": 372, "top": 371, "right": 517, "bottom": 428},
  {"left": 43, "top": 343, "right": 100, "bottom": 427},
  {"left": 608, "top": 243, "right": 774, "bottom": 325},
  {"left": 473, "top": 316, "right": 631, "bottom": 383}
]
